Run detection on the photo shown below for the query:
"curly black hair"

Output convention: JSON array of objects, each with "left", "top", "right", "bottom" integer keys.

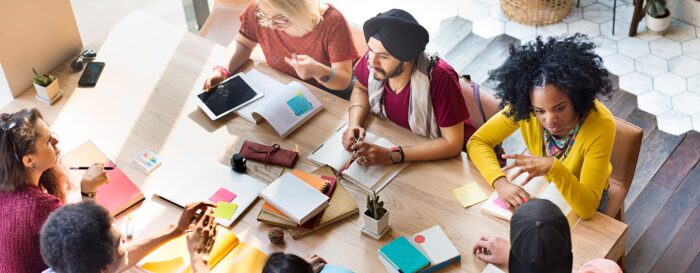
[
  {"left": 489, "top": 34, "right": 614, "bottom": 121},
  {"left": 263, "top": 253, "right": 314, "bottom": 273},
  {"left": 40, "top": 201, "right": 116, "bottom": 273}
]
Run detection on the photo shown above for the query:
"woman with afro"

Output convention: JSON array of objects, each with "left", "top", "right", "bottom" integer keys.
[{"left": 467, "top": 34, "right": 615, "bottom": 219}]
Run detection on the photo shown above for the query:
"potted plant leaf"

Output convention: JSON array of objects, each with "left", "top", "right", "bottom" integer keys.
[
  {"left": 32, "top": 68, "right": 62, "bottom": 104},
  {"left": 645, "top": 0, "right": 671, "bottom": 33},
  {"left": 362, "top": 190, "right": 390, "bottom": 238}
]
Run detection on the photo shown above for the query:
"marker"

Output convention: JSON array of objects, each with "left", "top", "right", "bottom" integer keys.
[
  {"left": 70, "top": 166, "right": 115, "bottom": 170},
  {"left": 125, "top": 214, "right": 134, "bottom": 239}
]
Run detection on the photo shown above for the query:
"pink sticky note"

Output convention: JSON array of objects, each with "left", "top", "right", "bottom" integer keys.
[
  {"left": 209, "top": 188, "right": 237, "bottom": 203},
  {"left": 494, "top": 198, "right": 509, "bottom": 210}
]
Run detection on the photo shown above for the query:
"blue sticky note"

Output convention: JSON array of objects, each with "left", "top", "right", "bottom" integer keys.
[{"left": 286, "top": 92, "right": 313, "bottom": 116}]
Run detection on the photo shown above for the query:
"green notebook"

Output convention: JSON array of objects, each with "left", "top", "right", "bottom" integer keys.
[{"left": 379, "top": 236, "right": 430, "bottom": 273}]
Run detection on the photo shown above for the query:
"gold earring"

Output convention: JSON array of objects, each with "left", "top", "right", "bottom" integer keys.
[{"left": 31, "top": 163, "right": 36, "bottom": 170}]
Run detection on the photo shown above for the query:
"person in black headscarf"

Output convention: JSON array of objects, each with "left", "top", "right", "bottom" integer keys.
[{"left": 342, "top": 9, "right": 477, "bottom": 167}]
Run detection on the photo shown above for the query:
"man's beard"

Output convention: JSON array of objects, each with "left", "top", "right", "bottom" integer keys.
[{"left": 372, "top": 61, "right": 404, "bottom": 80}]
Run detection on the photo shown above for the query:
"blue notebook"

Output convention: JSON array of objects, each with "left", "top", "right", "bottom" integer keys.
[{"left": 379, "top": 236, "right": 430, "bottom": 273}]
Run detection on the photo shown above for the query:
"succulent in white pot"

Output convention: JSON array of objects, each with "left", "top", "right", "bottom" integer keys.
[
  {"left": 32, "top": 68, "right": 60, "bottom": 103},
  {"left": 645, "top": 0, "right": 671, "bottom": 33},
  {"left": 362, "top": 190, "right": 390, "bottom": 238}
]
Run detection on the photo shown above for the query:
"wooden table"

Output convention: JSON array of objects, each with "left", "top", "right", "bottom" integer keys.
[{"left": 2, "top": 11, "right": 627, "bottom": 273}]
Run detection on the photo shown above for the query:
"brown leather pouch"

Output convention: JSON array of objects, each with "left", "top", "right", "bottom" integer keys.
[{"left": 239, "top": 140, "right": 298, "bottom": 168}]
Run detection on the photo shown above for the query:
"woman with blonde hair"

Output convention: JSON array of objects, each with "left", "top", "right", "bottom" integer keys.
[
  {"left": 204, "top": 0, "right": 359, "bottom": 99},
  {"left": 0, "top": 109, "right": 109, "bottom": 273}
]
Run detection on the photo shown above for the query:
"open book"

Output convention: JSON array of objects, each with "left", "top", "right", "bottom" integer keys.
[
  {"left": 480, "top": 171, "right": 579, "bottom": 228},
  {"left": 308, "top": 125, "right": 409, "bottom": 193},
  {"left": 236, "top": 70, "right": 323, "bottom": 138},
  {"left": 135, "top": 227, "right": 267, "bottom": 273}
]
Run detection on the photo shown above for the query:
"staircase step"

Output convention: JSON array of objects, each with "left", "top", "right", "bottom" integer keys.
[
  {"left": 443, "top": 33, "right": 490, "bottom": 76},
  {"left": 461, "top": 34, "right": 519, "bottom": 86},
  {"left": 426, "top": 16, "right": 473, "bottom": 57}
]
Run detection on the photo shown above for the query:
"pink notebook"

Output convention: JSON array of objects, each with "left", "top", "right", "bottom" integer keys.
[{"left": 62, "top": 141, "right": 144, "bottom": 216}]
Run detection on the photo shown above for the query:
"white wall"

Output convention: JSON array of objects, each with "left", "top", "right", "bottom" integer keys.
[{"left": 0, "top": 0, "right": 82, "bottom": 102}]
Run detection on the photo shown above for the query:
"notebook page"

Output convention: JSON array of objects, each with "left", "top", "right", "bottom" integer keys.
[
  {"left": 255, "top": 81, "right": 323, "bottom": 137},
  {"left": 235, "top": 69, "right": 285, "bottom": 123}
]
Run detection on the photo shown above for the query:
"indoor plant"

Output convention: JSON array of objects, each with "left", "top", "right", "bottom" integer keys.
[
  {"left": 32, "top": 68, "right": 61, "bottom": 103},
  {"left": 362, "top": 190, "right": 390, "bottom": 238},
  {"left": 645, "top": 0, "right": 671, "bottom": 33}
]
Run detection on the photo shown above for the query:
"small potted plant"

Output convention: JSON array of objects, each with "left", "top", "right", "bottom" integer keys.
[
  {"left": 32, "top": 68, "right": 62, "bottom": 104},
  {"left": 645, "top": 0, "right": 671, "bottom": 33},
  {"left": 362, "top": 190, "right": 390, "bottom": 238}
]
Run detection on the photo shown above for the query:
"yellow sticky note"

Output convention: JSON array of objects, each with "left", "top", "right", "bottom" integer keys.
[
  {"left": 453, "top": 183, "right": 488, "bottom": 208},
  {"left": 214, "top": 202, "right": 238, "bottom": 220}
]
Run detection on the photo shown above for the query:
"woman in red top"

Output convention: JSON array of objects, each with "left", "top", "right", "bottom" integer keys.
[
  {"left": 203, "top": 0, "right": 359, "bottom": 98},
  {"left": 0, "top": 109, "right": 108, "bottom": 273}
]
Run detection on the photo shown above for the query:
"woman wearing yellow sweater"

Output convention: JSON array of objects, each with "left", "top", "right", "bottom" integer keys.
[{"left": 467, "top": 34, "right": 615, "bottom": 219}]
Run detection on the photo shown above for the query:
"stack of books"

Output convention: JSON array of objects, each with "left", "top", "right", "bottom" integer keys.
[
  {"left": 378, "top": 225, "right": 461, "bottom": 273},
  {"left": 256, "top": 167, "right": 359, "bottom": 239}
]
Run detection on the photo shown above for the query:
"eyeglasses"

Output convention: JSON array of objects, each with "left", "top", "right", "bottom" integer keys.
[
  {"left": 255, "top": 4, "right": 290, "bottom": 29},
  {"left": 0, "top": 113, "right": 20, "bottom": 162}
]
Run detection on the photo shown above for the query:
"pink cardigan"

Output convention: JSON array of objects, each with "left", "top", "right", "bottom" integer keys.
[{"left": 0, "top": 186, "right": 62, "bottom": 273}]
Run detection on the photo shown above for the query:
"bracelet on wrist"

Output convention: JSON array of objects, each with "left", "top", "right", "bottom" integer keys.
[{"left": 213, "top": 65, "right": 231, "bottom": 78}]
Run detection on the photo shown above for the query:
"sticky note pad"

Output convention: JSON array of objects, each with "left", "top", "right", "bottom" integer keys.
[
  {"left": 494, "top": 198, "right": 510, "bottom": 209},
  {"left": 209, "top": 188, "right": 237, "bottom": 203},
  {"left": 214, "top": 202, "right": 238, "bottom": 221},
  {"left": 453, "top": 182, "right": 488, "bottom": 208},
  {"left": 286, "top": 92, "right": 313, "bottom": 116}
]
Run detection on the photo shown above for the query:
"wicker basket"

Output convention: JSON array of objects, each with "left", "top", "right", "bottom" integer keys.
[{"left": 501, "top": 0, "right": 572, "bottom": 26}]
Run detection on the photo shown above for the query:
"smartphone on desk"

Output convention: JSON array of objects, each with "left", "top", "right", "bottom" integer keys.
[{"left": 78, "top": 62, "right": 105, "bottom": 87}]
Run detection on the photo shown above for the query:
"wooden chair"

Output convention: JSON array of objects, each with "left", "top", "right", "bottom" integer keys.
[
  {"left": 350, "top": 23, "right": 368, "bottom": 56},
  {"left": 606, "top": 117, "right": 643, "bottom": 222},
  {"left": 459, "top": 77, "right": 501, "bottom": 129}
]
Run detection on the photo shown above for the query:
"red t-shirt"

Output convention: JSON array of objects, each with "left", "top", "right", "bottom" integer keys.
[
  {"left": 239, "top": 3, "right": 359, "bottom": 89},
  {"left": 354, "top": 54, "right": 476, "bottom": 145}
]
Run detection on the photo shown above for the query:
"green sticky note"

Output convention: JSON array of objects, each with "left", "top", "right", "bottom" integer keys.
[
  {"left": 453, "top": 182, "right": 488, "bottom": 208},
  {"left": 214, "top": 202, "right": 238, "bottom": 220}
]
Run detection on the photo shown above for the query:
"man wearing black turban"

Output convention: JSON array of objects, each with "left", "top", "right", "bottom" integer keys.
[{"left": 340, "top": 9, "right": 476, "bottom": 167}]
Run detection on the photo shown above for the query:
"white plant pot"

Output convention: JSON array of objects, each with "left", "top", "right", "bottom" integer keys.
[
  {"left": 362, "top": 209, "right": 389, "bottom": 236},
  {"left": 646, "top": 10, "right": 671, "bottom": 33},
  {"left": 34, "top": 79, "right": 60, "bottom": 101}
]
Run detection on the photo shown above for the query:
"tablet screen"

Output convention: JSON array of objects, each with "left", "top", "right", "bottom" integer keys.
[{"left": 197, "top": 76, "right": 258, "bottom": 117}]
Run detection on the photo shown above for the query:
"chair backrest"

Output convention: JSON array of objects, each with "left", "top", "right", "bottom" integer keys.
[
  {"left": 459, "top": 78, "right": 501, "bottom": 129},
  {"left": 350, "top": 24, "right": 368, "bottom": 58},
  {"left": 604, "top": 117, "right": 643, "bottom": 219}
]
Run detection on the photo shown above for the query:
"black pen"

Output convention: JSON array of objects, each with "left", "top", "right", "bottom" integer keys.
[{"left": 70, "top": 166, "right": 115, "bottom": 170}]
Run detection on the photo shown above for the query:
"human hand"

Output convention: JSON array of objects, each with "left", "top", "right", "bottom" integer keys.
[
  {"left": 175, "top": 202, "right": 216, "bottom": 235},
  {"left": 501, "top": 154, "right": 554, "bottom": 185},
  {"left": 304, "top": 254, "right": 327, "bottom": 273},
  {"left": 203, "top": 70, "right": 227, "bottom": 91},
  {"left": 187, "top": 208, "right": 217, "bottom": 272},
  {"left": 472, "top": 235, "right": 510, "bottom": 265},
  {"left": 80, "top": 163, "right": 109, "bottom": 193},
  {"left": 341, "top": 126, "right": 366, "bottom": 152},
  {"left": 493, "top": 177, "right": 530, "bottom": 209},
  {"left": 351, "top": 142, "right": 392, "bottom": 166},
  {"left": 284, "top": 54, "right": 323, "bottom": 80}
]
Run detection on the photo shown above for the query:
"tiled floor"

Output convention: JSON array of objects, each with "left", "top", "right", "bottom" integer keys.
[{"left": 326, "top": 0, "right": 700, "bottom": 135}]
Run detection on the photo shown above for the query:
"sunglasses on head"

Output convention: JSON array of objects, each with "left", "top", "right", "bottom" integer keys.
[
  {"left": 0, "top": 113, "right": 20, "bottom": 162},
  {"left": 70, "top": 49, "right": 97, "bottom": 71}
]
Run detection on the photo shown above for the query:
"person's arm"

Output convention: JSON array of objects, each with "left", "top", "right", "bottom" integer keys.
[
  {"left": 80, "top": 163, "right": 110, "bottom": 203},
  {"left": 466, "top": 110, "right": 519, "bottom": 186},
  {"left": 226, "top": 34, "right": 257, "bottom": 73},
  {"left": 312, "top": 60, "right": 353, "bottom": 90},
  {"left": 119, "top": 226, "right": 181, "bottom": 271},
  {"left": 118, "top": 202, "right": 215, "bottom": 271},
  {"left": 341, "top": 75, "right": 371, "bottom": 151},
  {"left": 546, "top": 120, "right": 615, "bottom": 219},
  {"left": 402, "top": 122, "right": 464, "bottom": 161}
]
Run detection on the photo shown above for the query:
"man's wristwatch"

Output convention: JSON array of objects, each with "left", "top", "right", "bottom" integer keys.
[
  {"left": 81, "top": 191, "right": 97, "bottom": 198},
  {"left": 389, "top": 146, "right": 404, "bottom": 164}
]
